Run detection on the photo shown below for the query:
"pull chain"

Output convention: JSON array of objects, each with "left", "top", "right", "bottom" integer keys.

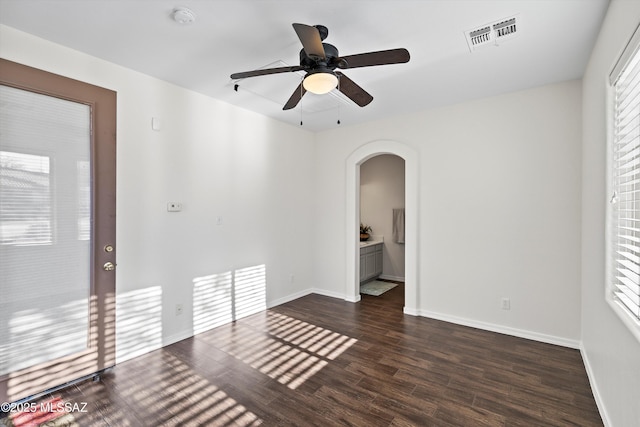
[
  {"left": 300, "top": 79, "right": 304, "bottom": 126},
  {"left": 337, "top": 75, "right": 341, "bottom": 125}
]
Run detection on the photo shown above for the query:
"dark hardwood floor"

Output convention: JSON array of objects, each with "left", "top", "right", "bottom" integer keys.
[{"left": 6, "top": 283, "right": 602, "bottom": 426}]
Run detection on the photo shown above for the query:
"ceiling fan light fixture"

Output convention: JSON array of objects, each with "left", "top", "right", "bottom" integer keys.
[{"left": 303, "top": 71, "right": 338, "bottom": 95}]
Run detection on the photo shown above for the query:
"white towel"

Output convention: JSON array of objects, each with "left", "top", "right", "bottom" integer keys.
[{"left": 393, "top": 208, "right": 405, "bottom": 244}]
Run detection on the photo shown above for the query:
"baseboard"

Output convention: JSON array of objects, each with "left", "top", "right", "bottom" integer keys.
[
  {"left": 267, "top": 288, "right": 315, "bottom": 308},
  {"left": 580, "top": 344, "right": 611, "bottom": 427},
  {"left": 403, "top": 306, "right": 419, "bottom": 316},
  {"left": 292, "top": 292, "right": 580, "bottom": 349},
  {"left": 163, "top": 330, "right": 194, "bottom": 348},
  {"left": 419, "top": 309, "right": 581, "bottom": 349},
  {"left": 345, "top": 294, "right": 361, "bottom": 303},
  {"left": 267, "top": 287, "right": 356, "bottom": 307},
  {"left": 116, "top": 338, "right": 166, "bottom": 365},
  {"left": 270, "top": 287, "right": 355, "bottom": 303},
  {"left": 379, "top": 274, "right": 405, "bottom": 282},
  {"left": 312, "top": 287, "right": 351, "bottom": 301},
  {"left": 268, "top": 291, "right": 581, "bottom": 349}
]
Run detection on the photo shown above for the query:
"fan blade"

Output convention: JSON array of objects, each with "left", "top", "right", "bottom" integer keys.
[
  {"left": 230, "top": 65, "right": 304, "bottom": 80},
  {"left": 338, "top": 48, "right": 410, "bottom": 69},
  {"left": 336, "top": 72, "right": 373, "bottom": 107},
  {"left": 293, "top": 23, "right": 325, "bottom": 59},
  {"left": 283, "top": 82, "right": 307, "bottom": 110}
]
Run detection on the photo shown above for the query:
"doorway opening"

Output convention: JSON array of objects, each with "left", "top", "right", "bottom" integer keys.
[
  {"left": 345, "top": 140, "right": 419, "bottom": 314},
  {"left": 359, "top": 154, "right": 405, "bottom": 303}
]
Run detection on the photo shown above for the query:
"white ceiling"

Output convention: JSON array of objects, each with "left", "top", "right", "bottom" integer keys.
[{"left": 0, "top": 0, "right": 610, "bottom": 132}]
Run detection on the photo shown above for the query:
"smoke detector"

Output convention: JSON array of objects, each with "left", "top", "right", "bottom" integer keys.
[
  {"left": 172, "top": 7, "right": 196, "bottom": 25},
  {"left": 464, "top": 15, "right": 520, "bottom": 52}
]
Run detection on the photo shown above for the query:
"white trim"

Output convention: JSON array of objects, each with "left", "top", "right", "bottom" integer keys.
[
  {"left": 580, "top": 344, "right": 612, "bottom": 427},
  {"left": 346, "top": 140, "right": 419, "bottom": 314},
  {"left": 116, "top": 344, "right": 163, "bottom": 364},
  {"left": 311, "top": 287, "right": 351, "bottom": 301},
  {"left": 267, "top": 288, "right": 314, "bottom": 308},
  {"left": 343, "top": 293, "right": 361, "bottom": 303},
  {"left": 403, "top": 307, "right": 420, "bottom": 317},
  {"left": 118, "top": 329, "right": 191, "bottom": 364},
  {"left": 419, "top": 309, "right": 581, "bottom": 349},
  {"left": 163, "top": 330, "right": 193, "bottom": 347},
  {"left": 267, "top": 288, "right": 353, "bottom": 308},
  {"left": 609, "top": 21, "right": 640, "bottom": 85},
  {"left": 606, "top": 296, "right": 640, "bottom": 343}
]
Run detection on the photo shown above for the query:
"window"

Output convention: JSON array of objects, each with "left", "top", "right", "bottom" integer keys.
[{"left": 609, "top": 22, "right": 640, "bottom": 341}]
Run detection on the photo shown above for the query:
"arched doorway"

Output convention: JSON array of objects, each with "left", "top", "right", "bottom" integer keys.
[{"left": 345, "top": 140, "right": 419, "bottom": 314}]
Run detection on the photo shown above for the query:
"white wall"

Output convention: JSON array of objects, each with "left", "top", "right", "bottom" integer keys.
[
  {"left": 581, "top": 1, "right": 640, "bottom": 425},
  {"left": 0, "top": 25, "right": 316, "bottom": 363},
  {"left": 315, "top": 79, "right": 583, "bottom": 346},
  {"left": 360, "top": 154, "right": 405, "bottom": 280}
]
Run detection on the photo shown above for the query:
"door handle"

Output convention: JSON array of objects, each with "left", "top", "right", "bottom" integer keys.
[{"left": 103, "top": 262, "right": 115, "bottom": 271}]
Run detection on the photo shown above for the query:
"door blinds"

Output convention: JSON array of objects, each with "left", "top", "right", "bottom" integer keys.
[{"left": 0, "top": 84, "right": 91, "bottom": 376}]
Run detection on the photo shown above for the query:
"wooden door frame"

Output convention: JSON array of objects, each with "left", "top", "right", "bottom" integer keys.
[{"left": 0, "top": 59, "right": 116, "bottom": 403}]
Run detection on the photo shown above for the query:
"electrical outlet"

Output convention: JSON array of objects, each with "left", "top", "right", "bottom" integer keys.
[
  {"left": 175, "top": 304, "right": 183, "bottom": 316},
  {"left": 501, "top": 298, "right": 511, "bottom": 310}
]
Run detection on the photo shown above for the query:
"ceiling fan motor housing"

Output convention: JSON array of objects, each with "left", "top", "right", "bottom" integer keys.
[
  {"left": 300, "top": 43, "right": 339, "bottom": 67},
  {"left": 305, "top": 66, "right": 336, "bottom": 78}
]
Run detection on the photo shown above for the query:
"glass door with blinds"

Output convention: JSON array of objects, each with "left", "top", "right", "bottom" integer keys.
[{"left": 0, "top": 59, "right": 116, "bottom": 403}]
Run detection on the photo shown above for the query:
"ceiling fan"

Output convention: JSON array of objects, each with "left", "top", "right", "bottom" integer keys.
[{"left": 230, "top": 23, "right": 410, "bottom": 110}]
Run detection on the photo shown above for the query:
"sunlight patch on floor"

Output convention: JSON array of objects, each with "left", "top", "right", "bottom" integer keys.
[
  {"left": 214, "top": 311, "right": 357, "bottom": 389},
  {"left": 111, "top": 352, "right": 262, "bottom": 426}
]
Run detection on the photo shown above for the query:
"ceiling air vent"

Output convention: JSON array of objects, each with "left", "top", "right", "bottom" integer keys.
[
  {"left": 494, "top": 17, "right": 517, "bottom": 39},
  {"left": 468, "top": 26, "right": 492, "bottom": 48},
  {"left": 464, "top": 15, "right": 519, "bottom": 52}
]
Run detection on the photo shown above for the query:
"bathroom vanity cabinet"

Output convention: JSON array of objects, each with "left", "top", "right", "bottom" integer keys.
[{"left": 359, "top": 242, "right": 383, "bottom": 283}]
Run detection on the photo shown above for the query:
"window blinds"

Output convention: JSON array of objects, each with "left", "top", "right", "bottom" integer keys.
[{"left": 611, "top": 27, "right": 640, "bottom": 323}]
